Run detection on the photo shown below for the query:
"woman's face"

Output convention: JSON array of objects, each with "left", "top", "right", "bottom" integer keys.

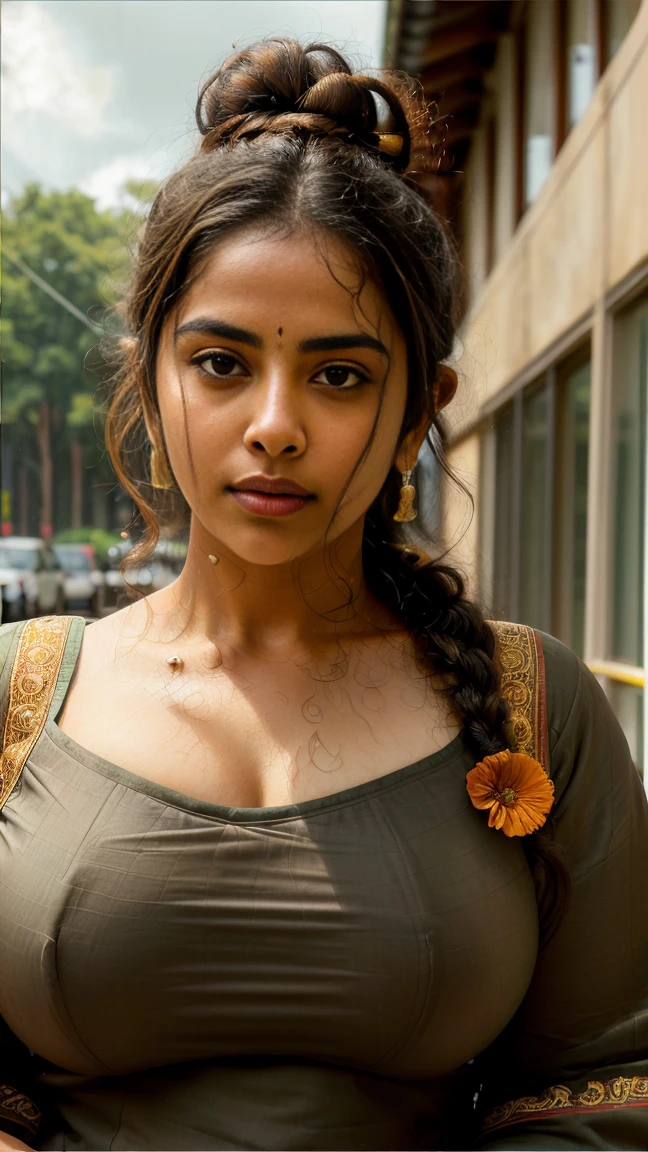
[{"left": 155, "top": 228, "right": 413, "bottom": 567}]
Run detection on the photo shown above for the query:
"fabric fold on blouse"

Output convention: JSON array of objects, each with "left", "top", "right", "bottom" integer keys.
[{"left": 0, "top": 618, "right": 645, "bottom": 1151}]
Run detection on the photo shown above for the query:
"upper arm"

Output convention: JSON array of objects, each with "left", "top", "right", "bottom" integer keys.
[
  {"left": 0, "top": 622, "right": 24, "bottom": 741},
  {"left": 476, "top": 634, "right": 648, "bottom": 1149}
]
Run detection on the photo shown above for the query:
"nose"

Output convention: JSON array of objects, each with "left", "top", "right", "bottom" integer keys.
[{"left": 243, "top": 374, "right": 307, "bottom": 459}]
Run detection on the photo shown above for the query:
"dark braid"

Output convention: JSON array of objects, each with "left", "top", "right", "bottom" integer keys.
[{"left": 363, "top": 493, "right": 569, "bottom": 947}]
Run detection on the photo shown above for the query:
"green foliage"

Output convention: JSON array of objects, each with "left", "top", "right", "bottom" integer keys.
[
  {"left": 1, "top": 183, "right": 139, "bottom": 531},
  {"left": 53, "top": 526, "right": 124, "bottom": 564},
  {"left": 125, "top": 178, "right": 160, "bottom": 205}
]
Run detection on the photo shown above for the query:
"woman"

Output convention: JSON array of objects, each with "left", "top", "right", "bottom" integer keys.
[{"left": 0, "top": 39, "right": 646, "bottom": 1152}]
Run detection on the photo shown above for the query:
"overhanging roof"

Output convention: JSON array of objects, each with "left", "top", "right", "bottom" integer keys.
[{"left": 385, "top": 0, "right": 514, "bottom": 169}]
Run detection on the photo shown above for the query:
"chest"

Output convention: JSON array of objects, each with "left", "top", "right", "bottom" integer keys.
[
  {"left": 57, "top": 647, "right": 460, "bottom": 808},
  {"left": 0, "top": 752, "right": 538, "bottom": 1082}
]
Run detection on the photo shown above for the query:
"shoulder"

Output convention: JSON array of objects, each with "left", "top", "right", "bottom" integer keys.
[
  {"left": 490, "top": 620, "right": 618, "bottom": 769},
  {"left": 0, "top": 619, "right": 28, "bottom": 732},
  {"left": 488, "top": 621, "right": 587, "bottom": 747},
  {"left": 0, "top": 619, "right": 27, "bottom": 683},
  {"left": 535, "top": 629, "right": 612, "bottom": 747},
  {"left": 533, "top": 629, "right": 635, "bottom": 811},
  {"left": 535, "top": 630, "right": 586, "bottom": 744}
]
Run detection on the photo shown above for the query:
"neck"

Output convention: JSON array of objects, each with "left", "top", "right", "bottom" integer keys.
[{"left": 156, "top": 517, "right": 398, "bottom": 659}]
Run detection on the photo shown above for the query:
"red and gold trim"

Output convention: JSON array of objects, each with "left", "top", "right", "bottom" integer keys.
[
  {"left": 488, "top": 621, "right": 549, "bottom": 774},
  {"left": 0, "top": 615, "right": 73, "bottom": 811},
  {"left": 482, "top": 1076, "right": 648, "bottom": 1134}
]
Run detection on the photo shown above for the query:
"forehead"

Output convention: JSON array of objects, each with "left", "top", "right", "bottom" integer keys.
[{"left": 176, "top": 228, "right": 392, "bottom": 334}]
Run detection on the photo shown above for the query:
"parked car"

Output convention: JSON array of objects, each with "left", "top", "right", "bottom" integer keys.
[
  {"left": 0, "top": 537, "right": 66, "bottom": 622},
  {"left": 53, "top": 543, "right": 104, "bottom": 614},
  {"left": 102, "top": 540, "right": 186, "bottom": 611}
]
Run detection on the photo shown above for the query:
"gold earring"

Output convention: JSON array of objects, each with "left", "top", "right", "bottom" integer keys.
[
  {"left": 150, "top": 444, "right": 175, "bottom": 490},
  {"left": 393, "top": 469, "right": 417, "bottom": 522}
]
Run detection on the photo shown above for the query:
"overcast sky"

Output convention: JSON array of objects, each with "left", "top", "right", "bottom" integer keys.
[{"left": 2, "top": 0, "right": 387, "bottom": 208}]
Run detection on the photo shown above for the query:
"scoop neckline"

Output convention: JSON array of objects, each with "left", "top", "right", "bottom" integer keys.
[
  {"left": 43, "top": 717, "right": 468, "bottom": 823},
  {"left": 40, "top": 615, "right": 469, "bottom": 824}
]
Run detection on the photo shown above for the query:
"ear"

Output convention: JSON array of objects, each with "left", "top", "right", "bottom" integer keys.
[
  {"left": 394, "top": 365, "right": 459, "bottom": 472},
  {"left": 394, "top": 414, "right": 431, "bottom": 474},
  {"left": 433, "top": 364, "right": 458, "bottom": 413}
]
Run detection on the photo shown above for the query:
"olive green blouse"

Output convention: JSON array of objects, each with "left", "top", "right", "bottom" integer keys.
[{"left": 0, "top": 617, "right": 646, "bottom": 1151}]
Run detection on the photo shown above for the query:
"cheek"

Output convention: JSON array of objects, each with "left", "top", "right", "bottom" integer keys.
[{"left": 157, "top": 376, "right": 233, "bottom": 480}]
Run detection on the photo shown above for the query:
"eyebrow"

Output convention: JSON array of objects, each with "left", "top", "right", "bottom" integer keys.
[
  {"left": 174, "top": 319, "right": 262, "bottom": 348},
  {"left": 298, "top": 334, "right": 388, "bottom": 358},
  {"left": 174, "top": 319, "right": 388, "bottom": 359}
]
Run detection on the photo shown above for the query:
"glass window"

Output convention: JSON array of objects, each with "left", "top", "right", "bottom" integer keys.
[
  {"left": 567, "top": 0, "right": 596, "bottom": 128},
  {"left": 607, "top": 682, "right": 644, "bottom": 776},
  {"left": 524, "top": 1, "right": 555, "bottom": 205},
  {"left": 554, "top": 354, "right": 591, "bottom": 656},
  {"left": 493, "top": 404, "right": 515, "bottom": 618},
  {"left": 606, "top": 0, "right": 642, "bottom": 62},
  {"left": 0, "top": 546, "right": 38, "bottom": 571},
  {"left": 610, "top": 295, "right": 648, "bottom": 666},
  {"left": 520, "top": 383, "right": 550, "bottom": 631}
]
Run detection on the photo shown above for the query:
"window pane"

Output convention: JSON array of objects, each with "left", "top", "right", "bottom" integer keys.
[
  {"left": 524, "top": 2, "right": 555, "bottom": 204},
  {"left": 606, "top": 0, "right": 642, "bottom": 61},
  {"left": 520, "top": 384, "right": 549, "bottom": 631},
  {"left": 607, "top": 682, "right": 644, "bottom": 776},
  {"left": 494, "top": 404, "right": 514, "bottom": 617},
  {"left": 567, "top": 0, "right": 595, "bottom": 128},
  {"left": 611, "top": 295, "right": 647, "bottom": 665},
  {"left": 554, "top": 356, "right": 590, "bottom": 656}
]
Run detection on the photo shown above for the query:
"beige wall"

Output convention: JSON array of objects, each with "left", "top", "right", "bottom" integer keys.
[
  {"left": 452, "top": 0, "right": 648, "bottom": 435},
  {"left": 444, "top": 1, "right": 648, "bottom": 659},
  {"left": 442, "top": 434, "right": 481, "bottom": 595}
]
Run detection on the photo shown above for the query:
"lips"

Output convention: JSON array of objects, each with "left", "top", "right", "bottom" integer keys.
[
  {"left": 229, "top": 475, "right": 314, "bottom": 517},
  {"left": 232, "top": 475, "right": 311, "bottom": 497}
]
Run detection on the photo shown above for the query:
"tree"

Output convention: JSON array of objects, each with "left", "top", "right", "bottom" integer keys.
[{"left": 1, "top": 185, "right": 138, "bottom": 537}]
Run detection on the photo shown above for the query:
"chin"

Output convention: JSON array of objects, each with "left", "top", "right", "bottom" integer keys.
[{"left": 216, "top": 522, "right": 345, "bottom": 568}]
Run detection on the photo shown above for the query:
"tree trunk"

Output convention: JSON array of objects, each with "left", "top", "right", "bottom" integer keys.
[
  {"left": 36, "top": 401, "right": 53, "bottom": 538},
  {"left": 70, "top": 439, "right": 83, "bottom": 529}
]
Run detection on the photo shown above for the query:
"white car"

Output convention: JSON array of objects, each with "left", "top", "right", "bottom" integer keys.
[
  {"left": 53, "top": 544, "right": 103, "bottom": 613},
  {"left": 0, "top": 537, "right": 66, "bottom": 622}
]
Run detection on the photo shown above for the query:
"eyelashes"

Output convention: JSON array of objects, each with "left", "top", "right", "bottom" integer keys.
[
  {"left": 192, "top": 351, "right": 247, "bottom": 379},
  {"left": 190, "top": 350, "right": 371, "bottom": 390}
]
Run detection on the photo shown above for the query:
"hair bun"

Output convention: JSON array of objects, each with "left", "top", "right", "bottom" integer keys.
[{"left": 196, "top": 38, "right": 419, "bottom": 171}]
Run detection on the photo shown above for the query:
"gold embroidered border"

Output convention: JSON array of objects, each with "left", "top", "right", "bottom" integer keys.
[
  {"left": 488, "top": 621, "right": 549, "bottom": 775},
  {"left": 0, "top": 1083, "right": 41, "bottom": 1136},
  {"left": 0, "top": 615, "right": 73, "bottom": 811},
  {"left": 482, "top": 1076, "right": 648, "bottom": 1134}
]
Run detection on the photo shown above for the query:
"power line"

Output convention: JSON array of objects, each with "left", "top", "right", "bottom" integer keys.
[{"left": 3, "top": 249, "right": 104, "bottom": 335}]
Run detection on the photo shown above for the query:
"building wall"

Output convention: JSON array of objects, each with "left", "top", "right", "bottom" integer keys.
[
  {"left": 442, "top": 433, "right": 481, "bottom": 593},
  {"left": 454, "top": 0, "right": 648, "bottom": 431},
  {"left": 445, "top": 0, "right": 648, "bottom": 772}
]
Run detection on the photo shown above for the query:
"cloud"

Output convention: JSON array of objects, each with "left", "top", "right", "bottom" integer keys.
[
  {"left": 2, "top": 0, "right": 116, "bottom": 138},
  {"left": 78, "top": 153, "right": 169, "bottom": 211}
]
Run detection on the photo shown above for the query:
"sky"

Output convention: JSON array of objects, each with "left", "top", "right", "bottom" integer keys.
[{"left": 2, "top": 0, "right": 387, "bottom": 208}]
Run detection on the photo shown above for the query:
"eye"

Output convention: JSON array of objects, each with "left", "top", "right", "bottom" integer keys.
[
  {"left": 312, "top": 363, "right": 369, "bottom": 389},
  {"left": 193, "top": 351, "right": 248, "bottom": 379}
]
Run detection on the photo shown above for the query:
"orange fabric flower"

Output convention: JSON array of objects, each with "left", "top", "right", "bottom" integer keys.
[{"left": 466, "top": 750, "right": 554, "bottom": 837}]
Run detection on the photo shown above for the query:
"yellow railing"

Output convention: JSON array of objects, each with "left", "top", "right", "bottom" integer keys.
[{"left": 587, "top": 660, "right": 645, "bottom": 688}]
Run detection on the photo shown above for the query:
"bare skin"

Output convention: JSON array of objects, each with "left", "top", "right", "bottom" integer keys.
[
  {"left": 57, "top": 230, "right": 459, "bottom": 809},
  {"left": 0, "top": 1135, "right": 32, "bottom": 1152}
]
